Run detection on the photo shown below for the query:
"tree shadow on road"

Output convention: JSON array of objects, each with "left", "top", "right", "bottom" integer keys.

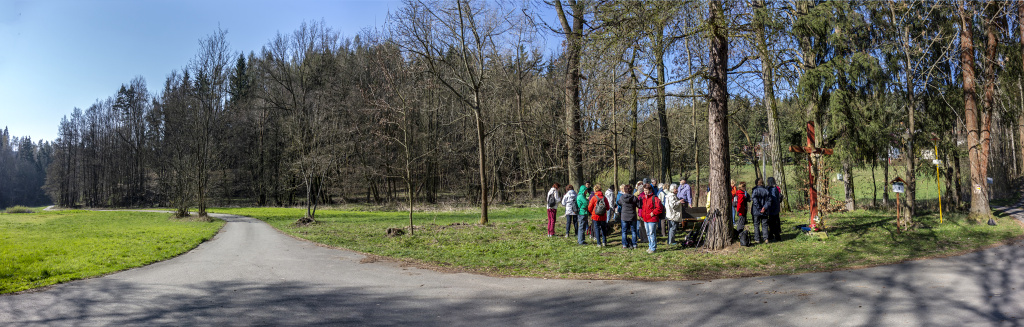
[{"left": 3, "top": 242, "right": 1024, "bottom": 326}]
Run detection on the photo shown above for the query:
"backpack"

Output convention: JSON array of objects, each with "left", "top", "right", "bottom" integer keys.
[
  {"left": 547, "top": 192, "right": 558, "bottom": 207},
  {"left": 594, "top": 198, "right": 608, "bottom": 215}
]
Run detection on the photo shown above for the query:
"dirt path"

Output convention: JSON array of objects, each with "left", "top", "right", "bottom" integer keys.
[{"left": 2, "top": 212, "right": 1022, "bottom": 326}]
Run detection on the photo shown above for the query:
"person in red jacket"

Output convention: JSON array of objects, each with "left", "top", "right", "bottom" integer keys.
[
  {"left": 587, "top": 185, "right": 610, "bottom": 247},
  {"left": 638, "top": 184, "right": 664, "bottom": 253},
  {"left": 734, "top": 182, "right": 750, "bottom": 246}
]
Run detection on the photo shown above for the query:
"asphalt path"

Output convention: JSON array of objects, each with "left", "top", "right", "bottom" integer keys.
[{"left": 2, "top": 210, "right": 1024, "bottom": 326}]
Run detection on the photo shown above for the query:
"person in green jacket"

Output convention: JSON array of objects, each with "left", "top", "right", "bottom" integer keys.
[{"left": 575, "top": 183, "right": 592, "bottom": 245}]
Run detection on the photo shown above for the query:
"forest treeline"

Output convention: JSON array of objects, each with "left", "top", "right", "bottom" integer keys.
[
  {"left": 17, "top": 1, "right": 1024, "bottom": 246},
  {"left": 0, "top": 129, "right": 52, "bottom": 208}
]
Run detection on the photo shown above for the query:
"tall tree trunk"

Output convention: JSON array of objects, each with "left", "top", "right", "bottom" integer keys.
[
  {"left": 684, "top": 37, "right": 700, "bottom": 204},
  {"left": 555, "top": 0, "right": 585, "bottom": 188},
  {"left": 475, "top": 108, "right": 489, "bottom": 224},
  {"left": 844, "top": 158, "right": 855, "bottom": 211},
  {"left": 883, "top": 156, "right": 890, "bottom": 207},
  {"left": 980, "top": 3, "right": 999, "bottom": 194},
  {"left": 901, "top": 78, "right": 916, "bottom": 227},
  {"left": 961, "top": 2, "right": 989, "bottom": 222},
  {"left": 1019, "top": 1, "right": 1024, "bottom": 182},
  {"left": 630, "top": 59, "right": 640, "bottom": 184},
  {"left": 655, "top": 24, "right": 670, "bottom": 182},
  {"left": 871, "top": 159, "right": 878, "bottom": 208},
  {"left": 754, "top": 0, "right": 790, "bottom": 212},
  {"left": 612, "top": 76, "right": 620, "bottom": 193},
  {"left": 705, "top": 0, "right": 733, "bottom": 250},
  {"left": 944, "top": 155, "right": 957, "bottom": 208},
  {"left": 992, "top": 111, "right": 1009, "bottom": 199},
  {"left": 892, "top": 1, "right": 920, "bottom": 228}
]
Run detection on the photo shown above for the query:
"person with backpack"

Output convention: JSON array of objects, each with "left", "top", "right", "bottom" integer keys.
[
  {"left": 545, "top": 183, "right": 561, "bottom": 237},
  {"left": 575, "top": 184, "right": 592, "bottom": 245},
  {"left": 603, "top": 186, "right": 617, "bottom": 238},
  {"left": 766, "top": 177, "right": 784, "bottom": 242},
  {"left": 734, "top": 182, "right": 751, "bottom": 246},
  {"left": 639, "top": 184, "right": 664, "bottom": 253},
  {"left": 636, "top": 182, "right": 649, "bottom": 243},
  {"left": 561, "top": 185, "right": 578, "bottom": 238},
  {"left": 617, "top": 184, "right": 639, "bottom": 249},
  {"left": 587, "top": 185, "right": 611, "bottom": 247},
  {"left": 750, "top": 178, "right": 771, "bottom": 244}
]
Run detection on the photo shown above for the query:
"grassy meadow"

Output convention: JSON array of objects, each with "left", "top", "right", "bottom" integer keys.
[
  {"left": 213, "top": 205, "right": 1023, "bottom": 280},
  {"left": 0, "top": 210, "right": 223, "bottom": 294}
]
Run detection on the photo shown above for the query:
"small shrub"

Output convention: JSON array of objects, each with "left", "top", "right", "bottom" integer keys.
[{"left": 5, "top": 206, "right": 34, "bottom": 214}]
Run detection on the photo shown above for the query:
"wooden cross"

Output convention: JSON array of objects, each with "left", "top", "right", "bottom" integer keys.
[{"left": 789, "top": 121, "right": 833, "bottom": 231}]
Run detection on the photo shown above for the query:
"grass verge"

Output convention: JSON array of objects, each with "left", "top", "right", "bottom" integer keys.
[
  {"left": 0, "top": 210, "right": 224, "bottom": 294},
  {"left": 212, "top": 206, "right": 1024, "bottom": 280}
]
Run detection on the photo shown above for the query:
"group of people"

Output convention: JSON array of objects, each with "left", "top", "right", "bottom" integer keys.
[
  {"left": 544, "top": 176, "right": 785, "bottom": 252},
  {"left": 545, "top": 178, "right": 696, "bottom": 254},
  {"left": 726, "top": 177, "right": 784, "bottom": 245}
]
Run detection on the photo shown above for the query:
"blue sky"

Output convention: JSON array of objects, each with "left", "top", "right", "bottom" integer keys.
[{"left": 0, "top": 0, "right": 403, "bottom": 142}]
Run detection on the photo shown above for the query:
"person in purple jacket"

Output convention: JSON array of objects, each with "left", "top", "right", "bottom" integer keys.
[{"left": 676, "top": 178, "right": 692, "bottom": 209}]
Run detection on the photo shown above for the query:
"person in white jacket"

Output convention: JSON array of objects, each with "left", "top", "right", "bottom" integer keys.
[
  {"left": 561, "top": 185, "right": 578, "bottom": 238},
  {"left": 661, "top": 183, "right": 684, "bottom": 246}
]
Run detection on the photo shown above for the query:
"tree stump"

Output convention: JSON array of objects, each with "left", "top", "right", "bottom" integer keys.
[{"left": 386, "top": 227, "right": 405, "bottom": 237}]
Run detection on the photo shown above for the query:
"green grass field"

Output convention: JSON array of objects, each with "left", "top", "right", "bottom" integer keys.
[
  {"left": 213, "top": 205, "right": 1024, "bottom": 280},
  {"left": 0, "top": 210, "right": 224, "bottom": 294}
]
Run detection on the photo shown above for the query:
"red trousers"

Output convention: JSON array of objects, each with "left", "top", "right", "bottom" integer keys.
[{"left": 547, "top": 208, "right": 557, "bottom": 235}]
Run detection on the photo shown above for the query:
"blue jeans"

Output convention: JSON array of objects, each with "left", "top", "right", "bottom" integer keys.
[
  {"left": 593, "top": 220, "right": 607, "bottom": 244},
  {"left": 620, "top": 220, "right": 638, "bottom": 247},
  {"left": 753, "top": 214, "right": 768, "bottom": 242},
  {"left": 667, "top": 220, "right": 681, "bottom": 245},
  {"left": 732, "top": 205, "right": 737, "bottom": 226},
  {"left": 577, "top": 215, "right": 590, "bottom": 244},
  {"left": 645, "top": 222, "right": 658, "bottom": 252},
  {"left": 566, "top": 214, "right": 578, "bottom": 236}
]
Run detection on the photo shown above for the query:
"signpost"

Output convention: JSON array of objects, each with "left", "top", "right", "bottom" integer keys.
[
  {"left": 789, "top": 121, "right": 833, "bottom": 231},
  {"left": 892, "top": 177, "right": 906, "bottom": 231}
]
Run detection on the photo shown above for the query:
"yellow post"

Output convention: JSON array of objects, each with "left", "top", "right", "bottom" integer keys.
[{"left": 935, "top": 143, "right": 943, "bottom": 224}]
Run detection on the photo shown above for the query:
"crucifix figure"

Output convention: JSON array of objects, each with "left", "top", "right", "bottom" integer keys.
[{"left": 789, "top": 121, "right": 833, "bottom": 231}]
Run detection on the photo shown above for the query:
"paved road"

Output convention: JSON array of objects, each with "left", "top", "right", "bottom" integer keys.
[{"left": 2, "top": 211, "right": 1024, "bottom": 326}]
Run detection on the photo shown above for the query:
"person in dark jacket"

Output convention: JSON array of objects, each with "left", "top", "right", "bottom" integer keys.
[
  {"left": 766, "top": 177, "right": 784, "bottom": 242},
  {"left": 617, "top": 184, "right": 640, "bottom": 249},
  {"left": 750, "top": 178, "right": 771, "bottom": 244}
]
